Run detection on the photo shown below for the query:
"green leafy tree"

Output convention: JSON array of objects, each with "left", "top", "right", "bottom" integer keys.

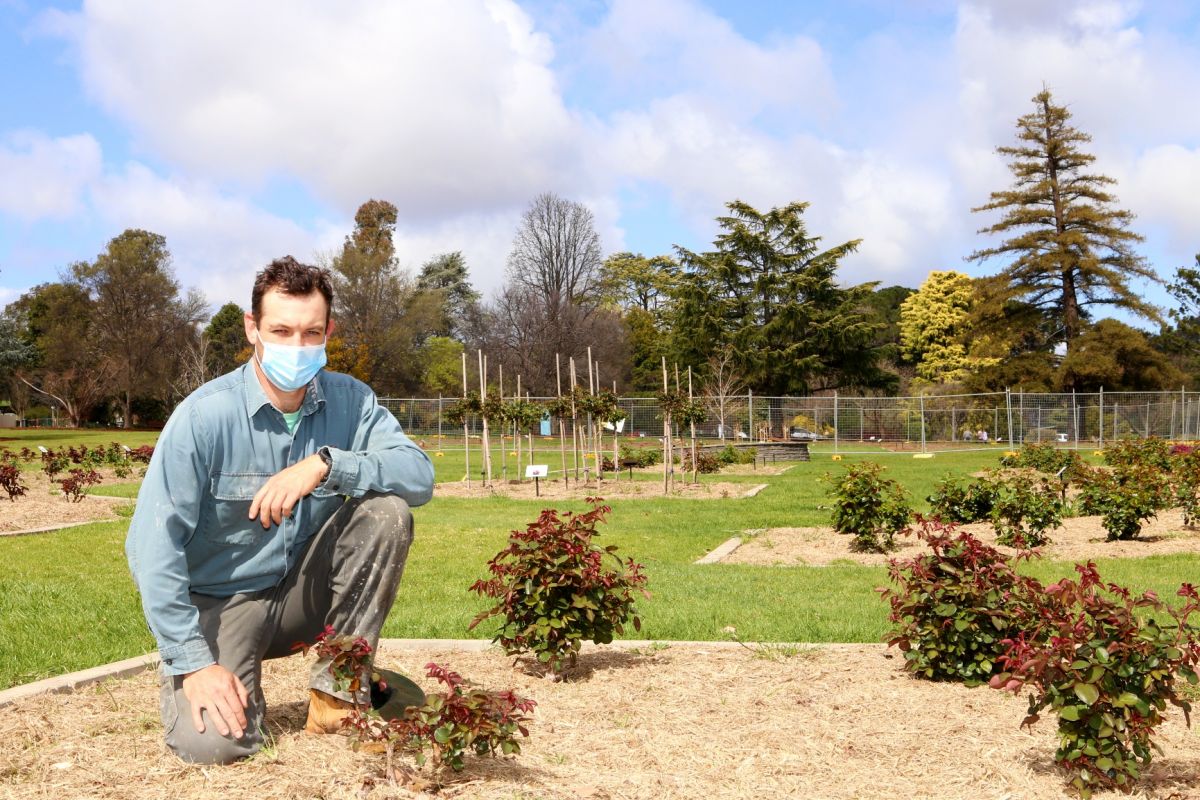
[
  {"left": 671, "top": 200, "right": 890, "bottom": 395},
  {"left": 899, "top": 271, "right": 994, "bottom": 384},
  {"left": 204, "top": 302, "right": 248, "bottom": 377},
  {"left": 1057, "top": 319, "right": 1184, "bottom": 391},
  {"left": 969, "top": 89, "right": 1157, "bottom": 358},
  {"left": 330, "top": 199, "right": 439, "bottom": 393},
  {"left": 6, "top": 282, "right": 113, "bottom": 426},
  {"left": 417, "top": 251, "right": 480, "bottom": 340},
  {"left": 1157, "top": 256, "right": 1200, "bottom": 385},
  {"left": 420, "top": 335, "right": 466, "bottom": 396},
  {"left": 72, "top": 229, "right": 205, "bottom": 427},
  {"left": 598, "top": 252, "right": 678, "bottom": 313}
]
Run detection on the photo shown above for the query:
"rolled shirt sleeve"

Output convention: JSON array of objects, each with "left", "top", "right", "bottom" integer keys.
[{"left": 312, "top": 386, "right": 434, "bottom": 505}]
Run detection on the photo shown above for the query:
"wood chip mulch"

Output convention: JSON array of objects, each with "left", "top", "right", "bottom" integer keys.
[{"left": 5, "top": 643, "right": 1200, "bottom": 799}]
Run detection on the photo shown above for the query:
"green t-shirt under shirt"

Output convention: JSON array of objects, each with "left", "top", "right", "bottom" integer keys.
[{"left": 282, "top": 409, "right": 302, "bottom": 434}]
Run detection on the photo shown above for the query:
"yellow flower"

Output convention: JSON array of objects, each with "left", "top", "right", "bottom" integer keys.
[
  {"left": 509, "top": 451, "right": 517, "bottom": 456},
  {"left": 831, "top": 454, "right": 843, "bottom": 461},
  {"left": 1004, "top": 451, "right": 1018, "bottom": 458},
  {"left": 1093, "top": 450, "right": 1104, "bottom": 457},
  {"left": 435, "top": 451, "right": 444, "bottom": 457}
]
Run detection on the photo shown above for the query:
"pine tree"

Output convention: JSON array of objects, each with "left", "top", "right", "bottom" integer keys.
[{"left": 969, "top": 89, "right": 1156, "bottom": 351}]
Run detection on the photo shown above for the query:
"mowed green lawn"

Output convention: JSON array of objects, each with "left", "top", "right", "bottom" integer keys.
[{"left": 2, "top": 437, "right": 1197, "bottom": 690}]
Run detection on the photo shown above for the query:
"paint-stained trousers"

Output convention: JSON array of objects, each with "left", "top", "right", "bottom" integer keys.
[{"left": 159, "top": 492, "right": 414, "bottom": 765}]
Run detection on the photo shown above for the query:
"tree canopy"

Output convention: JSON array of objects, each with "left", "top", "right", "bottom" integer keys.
[
  {"left": 969, "top": 89, "right": 1156, "bottom": 356},
  {"left": 671, "top": 200, "right": 891, "bottom": 395}
]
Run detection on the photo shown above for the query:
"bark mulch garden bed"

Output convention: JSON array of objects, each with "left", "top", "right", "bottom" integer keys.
[
  {"left": 724, "top": 509, "right": 1200, "bottom": 567},
  {"left": 0, "top": 472, "right": 132, "bottom": 535},
  {"left": 7, "top": 642, "right": 1200, "bottom": 799}
]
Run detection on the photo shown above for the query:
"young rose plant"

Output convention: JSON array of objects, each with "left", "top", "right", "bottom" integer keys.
[
  {"left": 879, "top": 517, "right": 1041, "bottom": 686},
  {"left": 991, "top": 564, "right": 1200, "bottom": 798},
  {"left": 469, "top": 499, "right": 649, "bottom": 677},
  {"left": 825, "top": 461, "right": 911, "bottom": 553},
  {"left": 990, "top": 471, "right": 1063, "bottom": 548},
  {"left": 297, "top": 627, "right": 535, "bottom": 779}
]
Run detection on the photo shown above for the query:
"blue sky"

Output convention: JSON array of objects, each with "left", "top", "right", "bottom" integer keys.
[{"left": 2, "top": 0, "right": 1200, "bottom": 328}]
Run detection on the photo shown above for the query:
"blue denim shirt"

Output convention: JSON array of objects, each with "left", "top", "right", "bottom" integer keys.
[{"left": 126, "top": 362, "right": 434, "bottom": 675}]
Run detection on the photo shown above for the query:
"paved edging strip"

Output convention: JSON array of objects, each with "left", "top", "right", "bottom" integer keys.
[
  {"left": 0, "top": 518, "right": 124, "bottom": 538},
  {"left": 695, "top": 536, "right": 743, "bottom": 564},
  {"left": 0, "top": 639, "right": 881, "bottom": 708},
  {"left": 0, "top": 653, "right": 159, "bottom": 708}
]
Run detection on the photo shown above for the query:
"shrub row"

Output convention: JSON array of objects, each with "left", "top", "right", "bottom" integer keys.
[{"left": 882, "top": 519, "right": 1200, "bottom": 797}]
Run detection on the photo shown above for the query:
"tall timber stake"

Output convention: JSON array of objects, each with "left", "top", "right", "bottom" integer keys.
[
  {"left": 557, "top": 354, "right": 568, "bottom": 489},
  {"left": 661, "top": 356, "right": 672, "bottom": 494},
  {"left": 478, "top": 350, "right": 492, "bottom": 487},
  {"left": 498, "top": 365, "right": 507, "bottom": 483},
  {"left": 570, "top": 358, "right": 583, "bottom": 483},
  {"left": 688, "top": 366, "right": 698, "bottom": 484},
  {"left": 461, "top": 352, "right": 470, "bottom": 489}
]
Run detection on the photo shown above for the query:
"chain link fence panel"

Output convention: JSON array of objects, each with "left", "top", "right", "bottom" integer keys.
[{"left": 378, "top": 390, "right": 1200, "bottom": 449}]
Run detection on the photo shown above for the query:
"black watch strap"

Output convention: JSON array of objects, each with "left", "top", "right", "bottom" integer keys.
[{"left": 318, "top": 446, "right": 333, "bottom": 475}]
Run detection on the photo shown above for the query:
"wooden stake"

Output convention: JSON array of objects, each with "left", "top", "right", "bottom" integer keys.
[
  {"left": 462, "top": 351, "right": 470, "bottom": 489},
  {"left": 689, "top": 366, "right": 698, "bottom": 484},
  {"left": 557, "top": 353, "right": 568, "bottom": 489},
  {"left": 662, "top": 356, "right": 671, "bottom": 494}
]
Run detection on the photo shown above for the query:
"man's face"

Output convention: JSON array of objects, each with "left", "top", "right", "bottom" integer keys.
[{"left": 244, "top": 288, "right": 333, "bottom": 350}]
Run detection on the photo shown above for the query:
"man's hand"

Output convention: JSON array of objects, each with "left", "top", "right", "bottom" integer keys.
[
  {"left": 249, "top": 454, "right": 329, "bottom": 528},
  {"left": 182, "top": 664, "right": 249, "bottom": 738}
]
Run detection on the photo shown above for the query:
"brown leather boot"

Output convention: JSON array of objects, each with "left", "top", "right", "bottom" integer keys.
[{"left": 304, "top": 688, "right": 356, "bottom": 734}]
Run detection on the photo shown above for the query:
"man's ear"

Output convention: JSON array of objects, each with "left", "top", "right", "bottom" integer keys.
[
  {"left": 325, "top": 318, "right": 336, "bottom": 339},
  {"left": 244, "top": 312, "right": 258, "bottom": 346}
]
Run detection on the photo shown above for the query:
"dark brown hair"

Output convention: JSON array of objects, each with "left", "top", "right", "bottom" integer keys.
[{"left": 251, "top": 256, "right": 334, "bottom": 323}]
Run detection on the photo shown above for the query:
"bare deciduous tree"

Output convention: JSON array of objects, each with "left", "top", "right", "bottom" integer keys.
[{"left": 702, "top": 345, "right": 746, "bottom": 440}]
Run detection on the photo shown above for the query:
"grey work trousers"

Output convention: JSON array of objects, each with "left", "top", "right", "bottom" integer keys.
[{"left": 159, "top": 491, "right": 414, "bottom": 765}]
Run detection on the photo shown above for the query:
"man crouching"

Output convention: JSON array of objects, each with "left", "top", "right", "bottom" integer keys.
[{"left": 125, "top": 256, "right": 434, "bottom": 764}]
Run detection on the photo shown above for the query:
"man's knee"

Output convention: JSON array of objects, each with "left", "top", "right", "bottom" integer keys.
[
  {"left": 164, "top": 714, "right": 262, "bottom": 765},
  {"left": 161, "top": 678, "right": 262, "bottom": 765},
  {"left": 349, "top": 492, "right": 414, "bottom": 553}
]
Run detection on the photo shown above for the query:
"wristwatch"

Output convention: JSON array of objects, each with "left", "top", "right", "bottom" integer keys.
[{"left": 317, "top": 446, "right": 333, "bottom": 480}]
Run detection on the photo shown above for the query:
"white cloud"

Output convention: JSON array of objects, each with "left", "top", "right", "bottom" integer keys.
[
  {"left": 0, "top": 131, "right": 101, "bottom": 220},
  {"left": 88, "top": 162, "right": 330, "bottom": 311},
  {"left": 583, "top": 0, "right": 837, "bottom": 123},
  {"left": 44, "top": 0, "right": 588, "bottom": 219},
  {"left": 1119, "top": 144, "right": 1200, "bottom": 255}
]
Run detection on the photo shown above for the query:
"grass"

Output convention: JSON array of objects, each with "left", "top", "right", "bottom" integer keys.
[{"left": 0, "top": 437, "right": 1193, "bottom": 692}]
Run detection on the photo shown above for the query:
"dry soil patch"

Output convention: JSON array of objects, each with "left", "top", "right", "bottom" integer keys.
[
  {"left": 726, "top": 509, "right": 1200, "bottom": 566},
  {"left": 5, "top": 643, "right": 1200, "bottom": 799}
]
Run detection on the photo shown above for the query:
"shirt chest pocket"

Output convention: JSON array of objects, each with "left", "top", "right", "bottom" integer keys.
[{"left": 207, "top": 472, "right": 272, "bottom": 546}]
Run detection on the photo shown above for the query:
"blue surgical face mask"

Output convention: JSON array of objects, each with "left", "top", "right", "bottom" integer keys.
[{"left": 253, "top": 331, "right": 327, "bottom": 391}]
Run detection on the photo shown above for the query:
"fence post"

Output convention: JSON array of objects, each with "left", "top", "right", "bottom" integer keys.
[
  {"left": 1099, "top": 387, "right": 1104, "bottom": 448},
  {"left": 1072, "top": 389, "right": 1079, "bottom": 450},
  {"left": 748, "top": 391, "right": 754, "bottom": 441},
  {"left": 919, "top": 392, "right": 927, "bottom": 453},
  {"left": 1018, "top": 389, "right": 1024, "bottom": 445},
  {"left": 833, "top": 391, "right": 839, "bottom": 455},
  {"left": 1005, "top": 388, "right": 1014, "bottom": 446},
  {"left": 1146, "top": 400, "right": 1151, "bottom": 438}
]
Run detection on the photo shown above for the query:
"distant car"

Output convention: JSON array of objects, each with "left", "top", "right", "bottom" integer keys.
[{"left": 788, "top": 426, "right": 820, "bottom": 441}]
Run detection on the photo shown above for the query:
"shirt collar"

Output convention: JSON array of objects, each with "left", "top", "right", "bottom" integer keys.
[{"left": 241, "top": 359, "right": 326, "bottom": 419}]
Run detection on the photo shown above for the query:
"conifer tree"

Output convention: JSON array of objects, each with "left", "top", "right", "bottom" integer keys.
[
  {"left": 969, "top": 89, "right": 1156, "bottom": 351},
  {"left": 671, "top": 200, "right": 889, "bottom": 395}
]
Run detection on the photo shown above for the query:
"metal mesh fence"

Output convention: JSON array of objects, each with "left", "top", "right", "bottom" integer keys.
[{"left": 379, "top": 390, "right": 1200, "bottom": 449}]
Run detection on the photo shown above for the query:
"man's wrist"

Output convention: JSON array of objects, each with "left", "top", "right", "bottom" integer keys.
[{"left": 317, "top": 447, "right": 333, "bottom": 481}]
